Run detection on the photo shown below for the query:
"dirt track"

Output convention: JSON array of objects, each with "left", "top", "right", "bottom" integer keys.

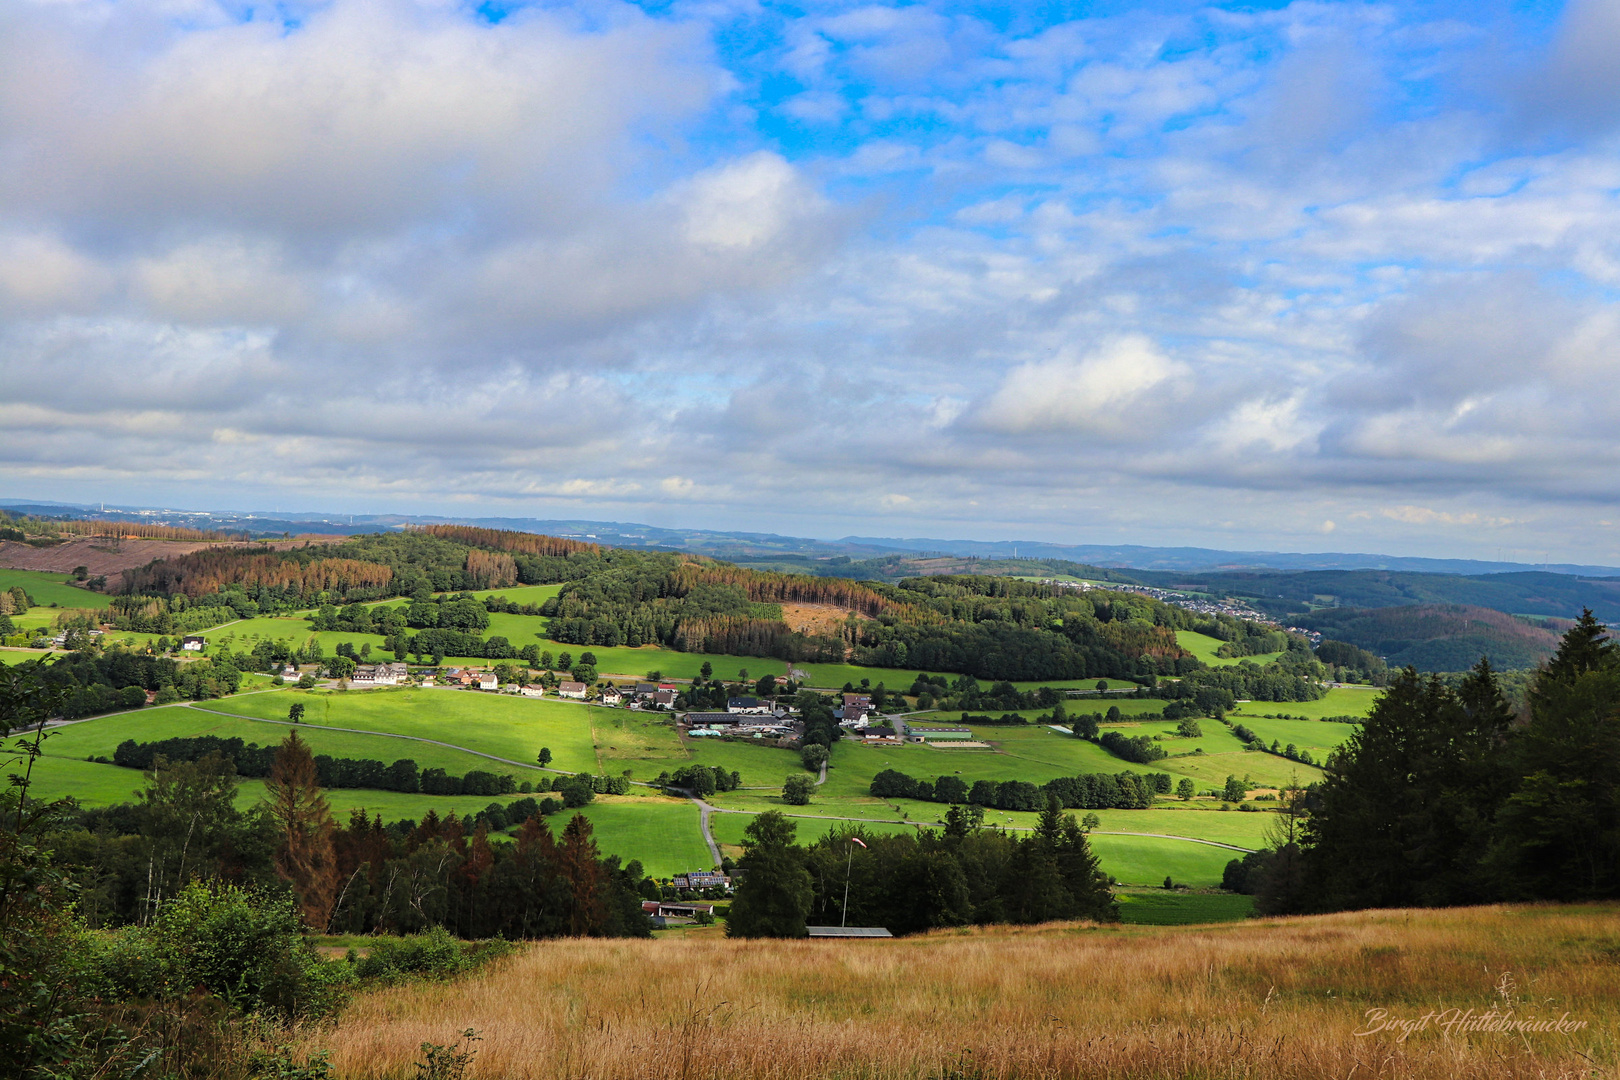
[{"left": 0, "top": 536, "right": 342, "bottom": 577}]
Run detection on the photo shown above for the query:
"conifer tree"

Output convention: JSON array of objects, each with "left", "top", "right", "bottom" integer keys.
[
  {"left": 266, "top": 730, "right": 338, "bottom": 928},
  {"left": 726, "top": 811, "right": 813, "bottom": 938},
  {"left": 1492, "top": 612, "right": 1620, "bottom": 899}
]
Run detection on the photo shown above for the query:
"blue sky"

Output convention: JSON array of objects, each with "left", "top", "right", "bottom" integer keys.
[{"left": 2, "top": 0, "right": 1619, "bottom": 561}]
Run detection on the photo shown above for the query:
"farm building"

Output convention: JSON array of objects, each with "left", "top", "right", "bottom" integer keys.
[
  {"left": 652, "top": 688, "right": 676, "bottom": 708},
  {"left": 727, "top": 696, "right": 771, "bottom": 715},
  {"left": 807, "top": 926, "right": 892, "bottom": 939},
  {"left": 908, "top": 726, "right": 973, "bottom": 743}
]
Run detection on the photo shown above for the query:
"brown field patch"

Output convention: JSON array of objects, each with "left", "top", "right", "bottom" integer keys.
[
  {"left": 780, "top": 602, "right": 869, "bottom": 636},
  {"left": 301, "top": 903, "right": 1620, "bottom": 1079}
]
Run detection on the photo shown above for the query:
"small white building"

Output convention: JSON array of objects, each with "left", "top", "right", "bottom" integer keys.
[
  {"left": 479, "top": 673, "right": 499, "bottom": 691},
  {"left": 520, "top": 684, "right": 546, "bottom": 698},
  {"left": 181, "top": 636, "right": 206, "bottom": 651},
  {"left": 600, "top": 686, "right": 623, "bottom": 706}
]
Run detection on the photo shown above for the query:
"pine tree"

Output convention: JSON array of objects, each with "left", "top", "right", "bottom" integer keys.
[{"left": 266, "top": 730, "right": 338, "bottom": 928}]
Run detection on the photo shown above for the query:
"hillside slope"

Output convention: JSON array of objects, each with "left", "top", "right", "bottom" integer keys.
[{"left": 1302, "top": 604, "right": 1564, "bottom": 670}]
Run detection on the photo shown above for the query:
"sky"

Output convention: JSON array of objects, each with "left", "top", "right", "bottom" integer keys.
[{"left": 2, "top": 0, "right": 1619, "bottom": 562}]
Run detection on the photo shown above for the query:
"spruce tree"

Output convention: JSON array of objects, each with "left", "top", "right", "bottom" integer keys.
[
  {"left": 1491, "top": 613, "right": 1620, "bottom": 899},
  {"left": 266, "top": 730, "right": 338, "bottom": 928}
]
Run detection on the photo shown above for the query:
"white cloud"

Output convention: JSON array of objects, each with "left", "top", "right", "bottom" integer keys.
[{"left": 978, "top": 336, "right": 1189, "bottom": 435}]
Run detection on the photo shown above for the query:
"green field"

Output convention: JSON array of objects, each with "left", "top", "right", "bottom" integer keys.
[
  {"left": 1228, "top": 686, "right": 1378, "bottom": 720},
  {"left": 1174, "top": 630, "right": 1282, "bottom": 667},
  {"left": 1089, "top": 834, "right": 1236, "bottom": 887},
  {"left": 36, "top": 703, "right": 546, "bottom": 783},
  {"left": 1115, "top": 889, "right": 1254, "bottom": 924},
  {"left": 576, "top": 797, "right": 712, "bottom": 878},
  {"left": 206, "top": 688, "right": 602, "bottom": 773},
  {"left": 0, "top": 568, "right": 112, "bottom": 609}
]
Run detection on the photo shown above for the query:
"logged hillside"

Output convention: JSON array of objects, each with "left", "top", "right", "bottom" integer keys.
[
  {"left": 304, "top": 904, "right": 1620, "bottom": 1080},
  {"left": 0, "top": 536, "right": 340, "bottom": 578},
  {"left": 1300, "top": 604, "right": 1564, "bottom": 670}
]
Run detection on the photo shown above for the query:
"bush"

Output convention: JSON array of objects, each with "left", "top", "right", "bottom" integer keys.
[
  {"left": 89, "top": 882, "right": 349, "bottom": 1021},
  {"left": 782, "top": 774, "right": 815, "bottom": 805}
]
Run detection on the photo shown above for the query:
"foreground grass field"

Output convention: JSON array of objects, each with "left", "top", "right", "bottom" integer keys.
[{"left": 303, "top": 903, "right": 1620, "bottom": 1079}]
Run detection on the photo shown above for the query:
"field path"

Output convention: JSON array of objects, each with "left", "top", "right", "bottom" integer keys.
[{"left": 677, "top": 790, "right": 724, "bottom": 865}]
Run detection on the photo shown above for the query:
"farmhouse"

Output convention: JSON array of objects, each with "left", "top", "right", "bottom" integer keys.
[
  {"left": 600, "top": 686, "right": 623, "bottom": 706},
  {"left": 478, "top": 673, "right": 499, "bottom": 691},
  {"left": 727, "top": 696, "right": 772, "bottom": 715},
  {"left": 557, "top": 681, "right": 587, "bottom": 700},
  {"left": 181, "top": 636, "right": 206, "bottom": 651},
  {"left": 652, "top": 688, "right": 676, "bottom": 708},
  {"left": 634, "top": 682, "right": 658, "bottom": 698},
  {"left": 519, "top": 684, "right": 546, "bottom": 698}
]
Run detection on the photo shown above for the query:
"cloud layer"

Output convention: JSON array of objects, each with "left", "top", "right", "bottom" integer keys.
[{"left": 3, "top": 0, "right": 1620, "bottom": 562}]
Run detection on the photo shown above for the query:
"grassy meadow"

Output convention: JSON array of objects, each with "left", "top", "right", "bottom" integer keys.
[
  {"left": 0, "top": 567, "right": 112, "bottom": 609},
  {"left": 300, "top": 903, "right": 1620, "bottom": 1080},
  {"left": 1175, "top": 629, "right": 1284, "bottom": 666}
]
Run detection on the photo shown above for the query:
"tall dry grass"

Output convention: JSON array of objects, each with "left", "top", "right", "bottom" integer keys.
[{"left": 303, "top": 904, "right": 1620, "bottom": 1079}]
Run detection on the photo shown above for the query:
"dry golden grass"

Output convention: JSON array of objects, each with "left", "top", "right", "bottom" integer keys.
[
  {"left": 303, "top": 904, "right": 1620, "bottom": 1079},
  {"left": 780, "top": 603, "right": 871, "bottom": 637}
]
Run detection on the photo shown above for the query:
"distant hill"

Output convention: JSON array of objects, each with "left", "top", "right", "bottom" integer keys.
[
  {"left": 1300, "top": 605, "right": 1567, "bottom": 672},
  {"left": 1132, "top": 569, "right": 1620, "bottom": 626}
]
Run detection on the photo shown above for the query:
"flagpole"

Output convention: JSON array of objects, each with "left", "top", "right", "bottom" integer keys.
[
  {"left": 841, "top": 835, "right": 865, "bottom": 928},
  {"left": 842, "top": 840, "right": 853, "bottom": 928}
]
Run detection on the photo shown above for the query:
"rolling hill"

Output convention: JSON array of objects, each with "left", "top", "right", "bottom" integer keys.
[{"left": 1300, "top": 604, "right": 1566, "bottom": 671}]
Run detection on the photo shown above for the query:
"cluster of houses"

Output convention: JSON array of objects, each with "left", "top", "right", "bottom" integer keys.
[{"left": 684, "top": 695, "right": 797, "bottom": 739}]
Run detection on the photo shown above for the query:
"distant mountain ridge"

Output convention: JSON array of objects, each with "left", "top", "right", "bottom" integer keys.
[{"left": 4, "top": 500, "right": 1615, "bottom": 577}]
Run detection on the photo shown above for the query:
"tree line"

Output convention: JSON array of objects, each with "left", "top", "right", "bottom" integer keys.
[
  {"left": 727, "top": 805, "right": 1118, "bottom": 938},
  {"left": 871, "top": 767, "right": 1169, "bottom": 810}
]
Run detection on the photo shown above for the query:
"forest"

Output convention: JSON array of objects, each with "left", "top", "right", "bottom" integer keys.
[{"left": 100, "top": 525, "right": 1332, "bottom": 690}]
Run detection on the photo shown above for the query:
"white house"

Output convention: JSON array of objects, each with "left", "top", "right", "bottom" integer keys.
[
  {"left": 600, "top": 686, "right": 623, "bottom": 706},
  {"left": 520, "top": 684, "right": 546, "bottom": 698},
  {"left": 557, "top": 680, "right": 587, "bottom": 700},
  {"left": 181, "top": 636, "right": 206, "bottom": 651},
  {"left": 479, "top": 673, "right": 499, "bottom": 691}
]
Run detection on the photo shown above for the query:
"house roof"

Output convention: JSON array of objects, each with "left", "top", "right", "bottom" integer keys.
[{"left": 558, "top": 680, "right": 586, "bottom": 692}]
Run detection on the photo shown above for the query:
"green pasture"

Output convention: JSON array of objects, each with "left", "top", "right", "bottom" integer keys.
[
  {"left": 1089, "top": 834, "right": 1235, "bottom": 888},
  {"left": 15, "top": 755, "right": 555, "bottom": 823},
  {"left": 1229, "top": 686, "right": 1378, "bottom": 720},
  {"left": 0, "top": 568, "right": 111, "bottom": 609},
  {"left": 37, "top": 704, "right": 543, "bottom": 783},
  {"left": 1115, "top": 889, "right": 1254, "bottom": 925},
  {"left": 1175, "top": 630, "right": 1282, "bottom": 668},
  {"left": 1229, "top": 716, "right": 1359, "bottom": 754},
  {"left": 576, "top": 797, "right": 712, "bottom": 877},
  {"left": 206, "top": 688, "right": 601, "bottom": 773}
]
